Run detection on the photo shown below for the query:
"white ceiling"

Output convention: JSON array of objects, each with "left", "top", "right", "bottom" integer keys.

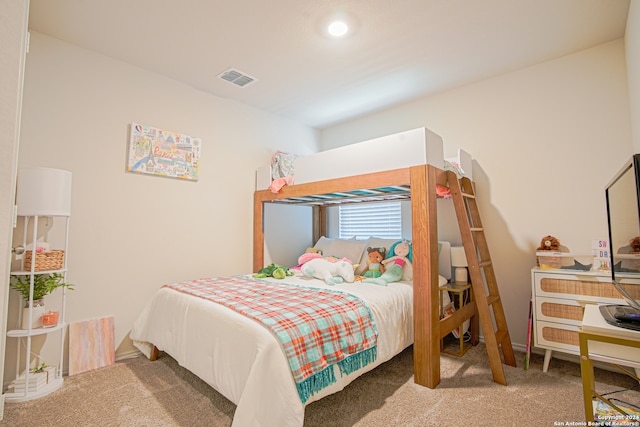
[{"left": 28, "top": 0, "right": 630, "bottom": 129}]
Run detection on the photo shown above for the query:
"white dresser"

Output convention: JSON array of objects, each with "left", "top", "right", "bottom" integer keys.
[{"left": 531, "top": 267, "right": 640, "bottom": 372}]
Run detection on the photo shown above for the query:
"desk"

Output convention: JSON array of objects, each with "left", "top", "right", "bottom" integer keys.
[{"left": 579, "top": 304, "right": 640, "bottom": 422}]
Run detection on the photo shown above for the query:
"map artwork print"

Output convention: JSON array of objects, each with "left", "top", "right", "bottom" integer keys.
[{"left": 127, "top": 123, "right": 201, "bottom": 181}]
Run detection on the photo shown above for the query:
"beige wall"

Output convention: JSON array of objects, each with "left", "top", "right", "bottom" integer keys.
[
  {"left": 9, "top": 32, "right": 318, "bottom": 377},
  {"left": 627, "top": 0, "right": 640, "bottom": 154},
  {"left": 319, "top": 40, "right": 632, "bottom": 349}
]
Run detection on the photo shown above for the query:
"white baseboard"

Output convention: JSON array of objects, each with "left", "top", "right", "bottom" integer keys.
[{"left": 115, "top": 348, "right": 144, "bottom": 361}]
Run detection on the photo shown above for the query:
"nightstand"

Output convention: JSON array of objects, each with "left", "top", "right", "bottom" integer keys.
[{"left": 440, "top": 281, "right": 472, "bottom": 356}]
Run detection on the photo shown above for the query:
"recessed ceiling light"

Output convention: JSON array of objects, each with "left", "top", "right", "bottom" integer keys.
[{"left": 327, "top": 21, "right": 348, "bottom": 37}]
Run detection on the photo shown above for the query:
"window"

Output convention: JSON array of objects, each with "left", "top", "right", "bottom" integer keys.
[{"left": 338, "top": 201, "right": 402, "bottom": 239}]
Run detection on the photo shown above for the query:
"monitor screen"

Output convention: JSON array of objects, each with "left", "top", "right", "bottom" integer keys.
[
  {"left": 605, "top": 154, "right": 640, "bottom": 311},
  {"left": 606, "top": 154, "right": 640, "bottom": 278}
]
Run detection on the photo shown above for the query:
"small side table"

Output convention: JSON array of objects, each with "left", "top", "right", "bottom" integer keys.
[{"left": 440, "top": 281, "right": 472, "bottom": 356}]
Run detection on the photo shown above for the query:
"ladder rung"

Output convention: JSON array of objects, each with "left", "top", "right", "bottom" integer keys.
[
  {"left": 470, "top": 227, "right": 483, "bottom": 232},
  {"left": 486, "top": 295, "right": 500, "bottom": 306},
  {"left": 461, "top": 192, "right": 475, "bottom": 199},
  {"left": 478, "top": 260, "right": 492, "bottom": 268},
  {"left": 495, "top": 329, "right": 508, "bottom": 345}
]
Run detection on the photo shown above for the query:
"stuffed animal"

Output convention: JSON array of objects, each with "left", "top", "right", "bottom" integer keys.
[
  {"left": 360, "top": 247, "right": 386, "bottom": 278},
  {"left": 301, "top": 258, "right": 355, "bottom": 286},
  {"left": 253, "top": 263, "right": 293, "bottom": 279},
  {"left": 364, "top": 240, "right": 413, "bottom": 286},
  {"left": 292, "top": 251, "right": 352, "bottom": 270},
  {"left": 536, "top": 235, "right": 572, "bottom": 268},
  {"left": 630, "top": 236, "right": 640, "bottom": 253},
  {"left": 537, "top": 235, "right": 561, "bottom": 251}
]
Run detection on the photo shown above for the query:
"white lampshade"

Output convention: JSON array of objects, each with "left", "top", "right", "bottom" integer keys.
[
  {"left": 450, "top": 246, "right": 468, "bottom": 283},
  {"left": 450, "top": 246, "right": 468, "bottom": 267},
  {"left": 16, "top": 167, "right": 72, "bottom": 216}
]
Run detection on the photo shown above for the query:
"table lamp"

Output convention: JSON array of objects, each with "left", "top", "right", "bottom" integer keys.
[{"left": 450, "top": 246, "right": 468, "bottom": 283}]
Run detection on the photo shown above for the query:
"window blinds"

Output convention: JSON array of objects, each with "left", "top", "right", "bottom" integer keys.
[{"left": 338, "top": 201, "right": 402, "bottom": 239}]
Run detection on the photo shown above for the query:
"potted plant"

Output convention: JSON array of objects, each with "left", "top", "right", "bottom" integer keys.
[{"left": 9, "top": 273, "right": 74, "bottom": 329}]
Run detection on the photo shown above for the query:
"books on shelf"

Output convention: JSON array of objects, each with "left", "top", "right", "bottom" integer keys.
[{"left": 8, "top": 372, "right": 47, "bottom": 392}]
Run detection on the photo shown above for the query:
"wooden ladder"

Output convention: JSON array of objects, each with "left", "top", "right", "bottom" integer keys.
[{"left": 447, "top": 171, "right": 517, "bottom": 385}]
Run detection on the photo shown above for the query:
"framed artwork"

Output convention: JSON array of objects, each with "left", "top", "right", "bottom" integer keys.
[{"left": 127, "top": 123, "right": 201, "bottom": 181}]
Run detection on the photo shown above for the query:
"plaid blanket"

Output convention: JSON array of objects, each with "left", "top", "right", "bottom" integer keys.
[{"left": 163, "top": 276, "right": 378, "bottom": 403}]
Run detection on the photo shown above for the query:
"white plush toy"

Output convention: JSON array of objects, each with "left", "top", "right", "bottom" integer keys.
[{"left": 301, "top": 258, "right": 355, "bottom": 286}]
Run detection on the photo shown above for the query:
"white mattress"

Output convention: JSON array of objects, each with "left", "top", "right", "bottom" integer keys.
[
  {"left": 255, "top": 127, "right": 473, "bottom": 190},
  {"left": 130, "top": 273, "right": 436, "bottom": 427}
]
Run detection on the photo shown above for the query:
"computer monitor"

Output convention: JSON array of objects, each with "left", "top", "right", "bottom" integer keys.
[{"left": 605, "top": 153, "right": 640, "bottom": 311}]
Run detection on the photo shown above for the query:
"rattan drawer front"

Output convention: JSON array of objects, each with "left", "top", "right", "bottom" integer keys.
[
  {"left": 535, "top": 296, "right": 584, "bottom": 326},
  {"left": 534, "top": 320, "right": 580, "bottom": 354},
  {"left": 538, "top": 277, "right": 640, "bottom": 301},
  {"left": 541, "top": 326, "right": 579, "bottom": 347},
  {"left": 541, "top": 302, "right": 582, "bottom": 320}
]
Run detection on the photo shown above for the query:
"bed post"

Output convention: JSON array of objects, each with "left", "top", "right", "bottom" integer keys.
[
  {"left": 253, "top": 193, "right": 264, "bottom": 272},
  {"left": 312, "top": 206, "right": 327, "bottom": 243},
  {"left": 410, "top": 164, "right": 441, "bottom": 388}
]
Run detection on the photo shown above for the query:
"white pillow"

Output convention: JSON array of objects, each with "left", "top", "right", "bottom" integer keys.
[{"left": 313, "top": 236, "right": 367, "bottom": 265}]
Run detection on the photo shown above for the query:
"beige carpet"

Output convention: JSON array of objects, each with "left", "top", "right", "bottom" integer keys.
[{"left": 1, "top": 344, "right": 637, "bottom": 426}]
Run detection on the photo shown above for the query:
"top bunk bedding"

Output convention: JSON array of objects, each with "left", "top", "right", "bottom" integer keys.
[{"left": 256, "top": 127, "right": 473, "bottom": 193}]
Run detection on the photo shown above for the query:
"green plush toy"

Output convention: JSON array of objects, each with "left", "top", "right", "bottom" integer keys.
[{"left": 253, "top": 263, "right": 293, "bottom": 279}]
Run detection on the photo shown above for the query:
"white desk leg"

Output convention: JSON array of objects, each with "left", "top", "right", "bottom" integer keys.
[{"left": 543, "top": 349, "right": 553, "bottom": 372}]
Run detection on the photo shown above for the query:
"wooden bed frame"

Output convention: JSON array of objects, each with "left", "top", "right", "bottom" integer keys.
[{"left": 254, "top": 164, "right": 474, "bottom": 389}]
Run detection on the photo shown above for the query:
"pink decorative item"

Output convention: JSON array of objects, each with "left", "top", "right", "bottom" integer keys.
[{"left": 42, "top": 311, "right": 59, "bottom": 328}]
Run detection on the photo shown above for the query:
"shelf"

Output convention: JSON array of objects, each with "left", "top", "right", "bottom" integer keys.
[
  {"left": 7, "top": 322, "right": 67, "bottom": 338},
  {"left": 10, "top": 268, "right": 67, "bottom": 276},
  {"left": 8, "top": 173, "right": 72, "bottom": 402},
  {"left": 4, "top": 377, "right": 63, "bottom": 402}
]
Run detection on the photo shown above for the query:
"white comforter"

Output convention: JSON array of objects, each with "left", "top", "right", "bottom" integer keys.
[{"left": 130, "top": 274, "right": 416, "bottom": 427}]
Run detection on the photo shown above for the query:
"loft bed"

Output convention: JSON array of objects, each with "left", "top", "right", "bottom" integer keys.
[
  {"left": 131, "top": 127, "right": 479, "bottom": 427},
  {"left": 254, "top": 127, "right": 476, "bottom": 389}
]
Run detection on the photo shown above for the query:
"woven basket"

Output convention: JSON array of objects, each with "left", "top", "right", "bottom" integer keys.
[{"left": 24, "top": 250, "right": 64, "bottom": 272}]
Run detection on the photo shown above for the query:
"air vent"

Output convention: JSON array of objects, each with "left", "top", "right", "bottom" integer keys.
[{"left": 217, "top": 68, "right": 257, "bottom": 88}]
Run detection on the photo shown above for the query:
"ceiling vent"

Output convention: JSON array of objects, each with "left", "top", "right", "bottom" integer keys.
[{"left": 217, "top": 68, "right": 257, "bottom": 88}]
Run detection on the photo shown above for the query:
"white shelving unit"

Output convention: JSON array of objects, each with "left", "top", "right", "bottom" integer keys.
[{"left": 5, "top": 168, "right": 71, "bottom": 402}]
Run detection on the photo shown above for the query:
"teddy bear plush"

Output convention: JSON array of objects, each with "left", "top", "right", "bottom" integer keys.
[
  {"left": 630, "top": 236, "right": 640, "bottom": 253},
  {"left": 301, "top": 258, "right": 355, "bottom": 286},
  {"left": 536, "top": 235, "right": 573, "bottom": 268},
  {"left": 364, "top": 240, "right": 413, "bottom": 286},
  {"left": 537, "top": 235, "right": 561, "bottom": 251},
  {"left": 360, "top": 247, "right": 386, "bottom": 278}
]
